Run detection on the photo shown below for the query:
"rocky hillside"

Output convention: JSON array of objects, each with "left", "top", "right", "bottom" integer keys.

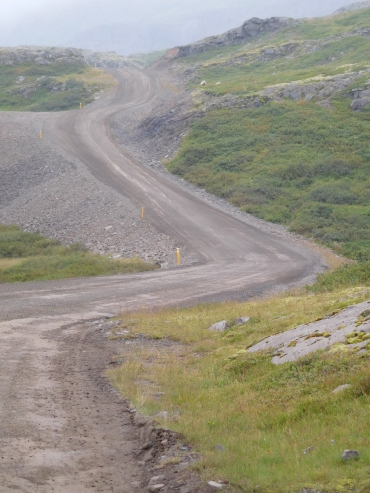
[
  {"left": 165, "top": 16, "right": 298, "bottom": 59},
  {"left": 0, "top": 46, "right": 117, "bottom": 111},
  {"left": 126, "top": 3, "right": 370, "bottom": 262},
  {"left": 335, "top": 0, "right": 370, "bottom": 12}
]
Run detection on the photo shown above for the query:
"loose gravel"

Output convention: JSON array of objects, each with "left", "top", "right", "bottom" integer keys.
[{"left": 0, "top": 110, "right": 194, "bottom": 267}]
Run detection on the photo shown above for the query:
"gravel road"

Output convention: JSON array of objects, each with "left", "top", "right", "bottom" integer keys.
[
  {"left": 0, "top": 66, "right": 326, "bottom": 492},
  {"left": 0, "top": 110, "right": 193, "bottom": 267}
]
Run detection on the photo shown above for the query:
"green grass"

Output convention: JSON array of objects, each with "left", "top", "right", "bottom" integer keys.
[
  {"left": 0, "top": 61, "right": 114, "bottom": 111},
  {"left": 179, "top": 8, "right": 370, "bottom": 97},
  {"left": 107, "top": 286, "right": 370, "bottom": 493},
  {"left": 167, "top": 100, "right": 370, "bottom": 261},
  {"left": 0, "top": 224, "right": 156, "bottom": 283},
  {"left": 312, "top": 261, "right": 370, "bottom": 293}
]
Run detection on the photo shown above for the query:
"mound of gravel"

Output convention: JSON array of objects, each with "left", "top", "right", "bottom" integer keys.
[{"left": 0, "top": 111, "right": 197, "bottom": 267}]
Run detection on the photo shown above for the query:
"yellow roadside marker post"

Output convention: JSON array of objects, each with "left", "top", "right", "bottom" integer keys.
[
  {"left": 39, "top": 130, "right": 43, "bottom": 139},
  {"left": 176, "top": 248, "right": 181, "bottom": 266},
  {"left": 141, "top": 207, "right": 145, "bottom": 219}
]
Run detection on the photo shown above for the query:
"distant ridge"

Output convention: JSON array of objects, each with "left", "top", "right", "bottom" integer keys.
[{"left": 335, "top": 1, "right": 370, "bottom": 12}]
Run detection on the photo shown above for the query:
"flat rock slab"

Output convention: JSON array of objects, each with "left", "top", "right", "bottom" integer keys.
[
  {"left": 248, "top": 300, "right": 370, "bottom": 364},
  {"left": 209, "top": 320, "right": 227, "bottom": 332}
]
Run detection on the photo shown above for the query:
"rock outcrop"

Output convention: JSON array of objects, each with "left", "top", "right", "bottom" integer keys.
[
  {"left": 335, "top": 1, "right": 370, "bottom": 13},
  {"left": 0, "top": 46, "right": 134, "bottom": 70},
  {"left": 164, "top": 17, "right": 298, "bottom": 60},
  {"left": 0, "top": 46, "right": 85, "bottom": 66}
]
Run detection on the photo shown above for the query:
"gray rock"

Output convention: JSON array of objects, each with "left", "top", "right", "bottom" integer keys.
[
  {"left": 215, "top": 444, "right": 226, "bottom": 452},
  {"left": 209, "top": 320, "right": 227, "bottom": 332},
  {"left": 206, "top": 481, "right": 223, "bottom": 490},
  {"left": 342, "top": 449, "right": 360, "bottom": 460},
  {"left": 235, "top": 316, "right": 250, "bottom": 325},
  {"left": 143, "top": 448, "right": 154, "bottom": 462},
  {"left": 166, "top": 16, "right": 297, "bottom": 59},
  {"left": 332, "top": 384, "right": 352, "bottom": 394},
  {"left": 335, "top": 1, "right": 370, "bottom": 14},
  {"left": 148, "top": 476, "right": 166, "bottom": 487},
  {"left": 303, "top": 446, "right": 314, "bottom": 454},
  {"left": 351, "top": 97, "right": 370, "bottom": 111},
  {"left": 148, "top": 485, "right": 165, "bottom": 492}
]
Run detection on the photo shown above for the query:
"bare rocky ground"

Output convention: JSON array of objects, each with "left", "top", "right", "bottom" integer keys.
[{"left": 0, "top": 109, "right": 196, "bottom": 267}]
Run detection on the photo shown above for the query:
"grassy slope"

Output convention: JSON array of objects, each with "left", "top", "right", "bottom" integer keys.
[
  {"left": 108, "top": 285, "right": 370, "bottom": 493},
  {"left": 166, "top": 8, "right": 370, "bottom": 261},
  {"left": 0, "top": 61, "right": 114, "bottom": 111},
  {"left": 0, "top": 224, "right": 156, "bottom": 282}
]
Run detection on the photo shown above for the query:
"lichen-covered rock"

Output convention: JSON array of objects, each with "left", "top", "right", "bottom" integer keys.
[
  {"left": 342, "top": 449, "right": 360, "bottom": 460},
  {"left": 209, "top": 320, "right": 227, "bottom": 332}
]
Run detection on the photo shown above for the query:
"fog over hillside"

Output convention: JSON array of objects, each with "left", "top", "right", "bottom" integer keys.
[{"left": 0, "top": 0, "right": 361, "bottom": 55}]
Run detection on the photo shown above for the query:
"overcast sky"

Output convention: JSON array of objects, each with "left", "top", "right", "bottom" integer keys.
[{"left": 0, "top": 0, "right": 355, "bottom": 54}]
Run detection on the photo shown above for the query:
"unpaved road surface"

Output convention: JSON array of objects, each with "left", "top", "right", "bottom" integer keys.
[
  {"left": 0, "top": 315, "right": 144, "bottom": 492},
  {"left": 0, "top": 67, "right": 324, "bottom": 491}
]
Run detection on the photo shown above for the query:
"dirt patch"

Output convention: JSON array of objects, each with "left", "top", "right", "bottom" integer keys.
[{"left": 0, "top": 314, "right": 209, "bottom": 492}]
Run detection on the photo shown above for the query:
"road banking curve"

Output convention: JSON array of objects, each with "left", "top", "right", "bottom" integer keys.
[{"left": 0, "top": 67, "right": 323, "bottom": 322}]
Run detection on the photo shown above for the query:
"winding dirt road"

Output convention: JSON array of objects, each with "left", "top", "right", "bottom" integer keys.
[{"left": 0, "top": 68, "right": 324, "bottom": 491}]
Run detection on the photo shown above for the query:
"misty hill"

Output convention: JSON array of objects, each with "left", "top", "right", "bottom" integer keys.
[
  {"left": 0, "top": 47, "right": 116, "bottom": 111},
  {"left": 0, "top": 0, "right": 358, "bottom": 56},
  {"left": 139, "top": 3, "right": 370, "bottom": 262}
]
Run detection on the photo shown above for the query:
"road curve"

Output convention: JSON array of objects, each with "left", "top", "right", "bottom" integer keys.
[
  {"left": 0, "top": 67, "right": 323, "bottom": 322},
  {"left": 0, "top": 66, "right": 325, "bottom": 492}
]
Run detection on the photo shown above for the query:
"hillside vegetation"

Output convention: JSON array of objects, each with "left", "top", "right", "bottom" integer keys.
[
  {"left": 165, "top": 7, "right": 370, "bottom": 261},
  {"left": 0, "top": 224, "right": 156, "bottom": 283},
  {"left": 0, "top": 48, "right": 114, "bottom": 111},
  {"left": 108, "top": 283, "right": 370, "bottom": 493}
]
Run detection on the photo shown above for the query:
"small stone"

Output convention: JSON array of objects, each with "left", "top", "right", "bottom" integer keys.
[
  {"left": 148, "top": 476, "right": 166, "bottom": 486},
  {"left": 143, "top": 448, "right": 154, "bottom": 462},
  {"left": 215, "top": 444, "right": 226, "bottom": 452},
  {"left": 209, "top": 320, "right": 227, "bottom": 332},
  {"left": 148, "top": 485, "right": 165, "bottom": 492},
  {"left": 342, "top": 449, "right": 360, "bottom": 460},
  {"left": 207, "top": 481, "right": 223, "bottom": 490},
  {"left": 235, "top": 316, "right": 250, "bottom": 325},
  {"left": 303, "top": 446, "right": 314, "bottom": 454},
  {"left": 332, "top": 384, "right": 352, "bottom": 394}
]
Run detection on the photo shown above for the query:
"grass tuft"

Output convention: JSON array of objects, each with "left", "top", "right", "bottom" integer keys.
[{"left": 0, "top": 224, "right": 156, "bottom": 283}]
